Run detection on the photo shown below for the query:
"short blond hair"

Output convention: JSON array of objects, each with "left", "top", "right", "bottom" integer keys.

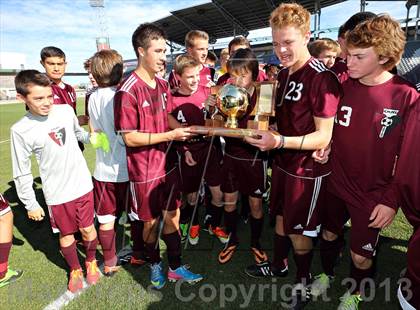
[
  {"left": 185, "top": 30, "right": 209, "bottom": 49},
  {"left": 308, "top": 38, "right": 341, "bottom": 58},
  {"left": 269, "top": 3, "right": 311, "bottom": 34},
  {"left": 91, "top": 49, "right": 123, "bottom": 87},
  {"left": 174, "top": 54, "right": 200, "bottom": 76},
  {"left": 346, "top": 14, "right": 405, "bottom": 71}
]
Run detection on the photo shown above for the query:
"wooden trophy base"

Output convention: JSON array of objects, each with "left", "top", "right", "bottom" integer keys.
[{"left": 189, "top": 125, "right": 261, "bottom": 139}]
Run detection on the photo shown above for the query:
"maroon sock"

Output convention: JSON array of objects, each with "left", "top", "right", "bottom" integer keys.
[
  {"left": 162, "top": 231, "right": 182, "bottom": 270},
  {"left": 350, "top": 262, "right": 373, "bottom": 295},
  {"left": 211, "top": 204, "right": 223, "bottom": 227},
  {"left": 130, "top": 220, "right": 145, "bottom": 257},
  {"left": 224, "top": 209, "right": 238, "bottom": 244},
  {"left": 294, "top": 251, "right": 314, "bottom": 284},
  {"left": 145, "top": 242, "right": 161, "bottom": 264},
  {"left": 320, "top": 237, "right": 343, "bottom": 277},
  {"left": 0, "top": 242, "right": 12, "bottom": 279},
  {"left": 98, "top": 229, "right": 117, "bottom": 267},
  {"left": 180, "top": 203, "right": 192, "bottom": 224},
  {"left": 61, "top": 241, "right": 81, "bottom": 271},
  {"left": 273, "top": 234, "right": 291, "bottom": 270},
  {"left": 83, "top": 238, "right": 98, "bottom": 262},
  {"left": 249, "top": 216, "right": 263, "bottom": 248},
  {"left": 190, "top": 203, "right": 199, "bottom": 226}
]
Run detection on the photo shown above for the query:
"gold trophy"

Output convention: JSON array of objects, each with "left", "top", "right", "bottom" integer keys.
[{"left": 189, "top": 82, "right": 276, "bottom": 138}]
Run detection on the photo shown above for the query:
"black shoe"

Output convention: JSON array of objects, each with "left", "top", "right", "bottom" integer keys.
[
  {"left": 244, "top": 261, "right": 288, "bottom": 278},
  {"left": 286, "top": 283, "right": 311, "bottom": 310}
]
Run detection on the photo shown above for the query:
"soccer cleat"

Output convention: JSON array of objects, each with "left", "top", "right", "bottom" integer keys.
[
  {"left": 218, "top": 242, "right": 238, "bottom": 264},
  {"left": 68, "top": 268, "right": 84, "bottom": 293},
  {"left": 310, "top": 273, "right": 334, "bottom": 297},
  {"left": 251, "top": 246, "right": 268, "bottom": 264},
  {"left": 150, "top": 262, "right": 166, "bottom": 289},
  {"left": 180, "top": 223, "right": 188, "bottom": 243},
  {"left": 244, "top": 261, "right": 288, "bottom": 278},
  {"left": 130, "top": 255, "right": 147, "bottom": 267},
  {"left": 85, "top": 260, "right": 101, "bottom": 285},
  {"left": 209, "top": 226, "right": 229, "bottom": 244},
  {"left": 168, "top": 265, "right": 203, "bottom": 284},
  {"left": 188, "top": 225, "right": 200, "bottom": 245},
  {"left": 287, "top": 283, "right": 312, "bottom": 309},
  {"left": 0, "top": 268, "right": 23, "bottom": 288},
  {"left": 337, "top": 291, "right": 362, "bottom": 310},
  {"left": 104, "top": 265, "right": 121, "bottom": 277}
]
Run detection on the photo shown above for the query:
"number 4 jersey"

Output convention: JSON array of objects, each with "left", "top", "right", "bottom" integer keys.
[
  {"left": 329, "top": 75, "right": 419, "bottom": 211},
  {"left": 274, "top": 57, "right": 342, "bottom": 178}
]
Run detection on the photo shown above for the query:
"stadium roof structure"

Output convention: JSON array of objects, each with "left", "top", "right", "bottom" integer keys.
[{"left": 153, "top": 0, "right": 346, "bottom": 46}]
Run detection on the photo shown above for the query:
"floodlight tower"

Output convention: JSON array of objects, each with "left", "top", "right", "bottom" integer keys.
[{"left": 89, "top": 0, "right": 110, "bottom": 51}]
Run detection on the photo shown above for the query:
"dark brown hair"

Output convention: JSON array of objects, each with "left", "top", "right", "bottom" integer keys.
[{"left": 15, "top": 70, "right": 51, "bottom": 96}]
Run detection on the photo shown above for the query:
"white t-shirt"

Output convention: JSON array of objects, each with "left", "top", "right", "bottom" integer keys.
[
  {"left": 11, "top": 104, "right": 92, "bottom": 210},
  {"left": 88, "top": 87, "right": 128, "bottom": 183}
]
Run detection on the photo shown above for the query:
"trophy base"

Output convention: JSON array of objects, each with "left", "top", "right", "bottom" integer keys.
[
  {"left": 247, "top": 120, "right": 269, "bottom": 130},
  {"left": 189, "top": 126, "right": 261, "bottom": 139}
]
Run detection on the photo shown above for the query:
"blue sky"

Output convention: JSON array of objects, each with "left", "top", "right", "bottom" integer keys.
[{"left": 0, "top": 0, "right": 409, "bottom": 85}]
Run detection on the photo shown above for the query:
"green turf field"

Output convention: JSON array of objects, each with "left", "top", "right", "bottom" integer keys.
[{"left": 0, "top": 99, "right": 414, "bottom": 309}]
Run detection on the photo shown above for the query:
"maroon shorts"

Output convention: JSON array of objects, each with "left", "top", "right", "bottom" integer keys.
[
  {"left": 130, "top": 167, "right": 182, "bottom": 221},
  {"left": 270, "top": 164, "right": 325, "bottom": 237},
  {"left": 0, "top": 195, "right": 11, "bottom": 216},
  {"left": 93, "top": 178, "right": 130, "bottom": 224},
  {"left": 405, "top": 227, "right": 420, "bottom": 308},
  {"left": 179, "top": 144, "right": 222, "bottom": 193},
  {"left": 321, "top": 189, "right": 350, "bottom": 235},
  {"left": 327, "top": 198, "right": 381, "bottom": 259},
  {"left": 221, "top": 153, "right": 267, "bottom": 198},
  {"left": 48, "top": 191, "right": 95, "bottom": 235}
]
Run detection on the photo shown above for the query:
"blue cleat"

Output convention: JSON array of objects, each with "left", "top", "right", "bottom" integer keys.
[
  {"left": 150, "top": 262, "right": 166, "bottom": 289},
  {"left": 168, "top": 265, "right": 203, "bottom": 284}
]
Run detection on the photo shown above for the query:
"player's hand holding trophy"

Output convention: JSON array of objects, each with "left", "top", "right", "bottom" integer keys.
[{"left": 189, "top": 81, "right": 277, "bottom": 139}]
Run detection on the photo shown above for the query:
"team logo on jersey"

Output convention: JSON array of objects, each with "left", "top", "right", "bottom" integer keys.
[
  {"left": 379, "top": 108, "right": 400, "bottom": 138},
  {"left": 48, "top": 127, "right": 66, "bottom": 146},
  {"left": 142, "top": 100, "right": 150, "bottom": 107}
]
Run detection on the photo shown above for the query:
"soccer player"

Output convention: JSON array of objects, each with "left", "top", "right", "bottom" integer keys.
[
  {"left": 313, "top": 15, "right": 418, "bottom": 309},
  {"left": 40, "top": 46, "right": 89, "bottom": 126},
  {"left": 217, "top": 48, "right": 269, "bottom": 266},
  {"left": 83, "top": 57, "right": 98, "bottom": 118},
  {"left": 216, "top": 36, "right": 267, "bottom": 86},
  {"left": 0, "top": 194, "right": 23, "bottom": 288},
  {"left": 243, "top": 3, "right": 341, "bottom": 308},
  {"left": 395, "top": 97, "right": 420, "bottom": 310},
  {"left": 113, "top": 23, "right": 202, "bottom": 289},
  {"left": 168, "top": 30, "right": 214, "bottom": 89},
  {"left": 331, "top": 12, "right": 376, "bottom": 82},
  {"left": 169, "top": 54, "right": 227, "bottom": 246},
  {"left": 205, "top": 50, "right": 218, "bottom": 68},
  {"left": 88, "top": 49, "right": 128, "bottom": 276},
  {"left": 11, "top": 70, "right": 100, "bottom": 293},
  {"left": 214, "top": 48, "right": 229, "bottom": 82},
  {"left": 308, "top": 38, "right": 341, "bottom": 68}
]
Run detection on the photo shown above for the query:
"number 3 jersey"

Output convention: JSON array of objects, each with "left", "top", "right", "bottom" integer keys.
[
  {"left": 329, "top": 75, "right": 419, "bottom": 210},
  {"left": 274, "top": 57, "right": 342, "bottom": 178}
]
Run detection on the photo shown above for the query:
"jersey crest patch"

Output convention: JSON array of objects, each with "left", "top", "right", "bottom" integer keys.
[
  {"left": 49, "top": 127, "right": 66, "bottom": 146},
  {"left": 379, "top": 108, "right": 400, "bottom": 138}
]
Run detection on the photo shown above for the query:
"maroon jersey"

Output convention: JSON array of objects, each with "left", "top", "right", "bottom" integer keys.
[
  {"left": 168, "top": 65, "right": 214, "bottom": 89},
  {"left": 273, "top": 58, "right": 341, "bottom": 178},
  {"left": 52, "top": 82, "right": 77, "bottom": 112},
  {"left": 0, "top": 193, "right": 10, "bottom": 213},
  {"left": 114, "top": 72, "right": 174, "bottom": 183},
  {"left": 329, "top": 75, "right": 419, "bottom": 212},
  {"left": 171, "top": 85, "right": 210, "bottom": 152},
  {"left": 331, "top": 57, "right": 349, "bottom": 83},
  {"left": 171, "top": 85, "right": 210, "bottom": 126},
  {"left": 395, "top": 98, "right": 420, "bottom": 228},
  {"left": 216, "top": 70, "right": 267, "bottom": 86}
]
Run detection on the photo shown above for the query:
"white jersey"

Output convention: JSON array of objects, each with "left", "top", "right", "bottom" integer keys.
[
  {"left": 87, "top": 87, "right": 128, "bottom": 183},
  {"left": 11, "top": 104, "right": 92, "bottom": 211}
]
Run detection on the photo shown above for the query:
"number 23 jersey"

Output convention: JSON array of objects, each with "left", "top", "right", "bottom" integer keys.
[{"left": 274, "top": 57, "right": 341, "bottom": 178}]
